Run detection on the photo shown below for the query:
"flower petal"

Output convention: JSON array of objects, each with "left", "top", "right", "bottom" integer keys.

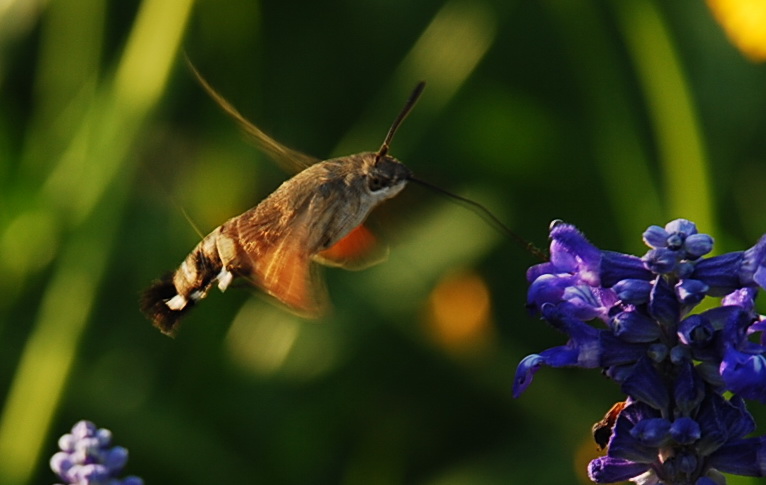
[
  {"left": 610, "top": 311, "right": 661, "bottom": 343},
  {"left": 588, "top": 456, "right": 651, "bottom": 483},
  {"left": 685, "top": 234, "right": 714, "bottom": 259},
  {"left": 630, "top": 418, "right": 671, "bottom": 447},
  {"left": 642, "top": 248, "right": 678, "bottom": 274},
  {"left": 548, "top": 223, "right": 602, "bottom": 285},
  {"left": 692, "top": 251, "right": 745, "bottom": 295},
  {"left": 612, "top": 279, "right": 652, "bottom": 305},
  {"left": 708, "top": 436, "right": 766, "bottom": 477},
  {"left": 643, "top": 225, "right": 669, "bottom": 249},
  {"left": 721, "top": 348, "right": 766, "bottom": 403},
  {"left": 670, "top": 417, "right": 701, "bottom": 445},
  {"left": 649, "top": 277, "right": 679, "bottom": 326},
  {"left": 621, "top": 358, "right": 670, "bottom": 411},
  {"left": 676, "top": 279, "right": 710, "bottom": 306},
  {"left": 512, "top": 354, "right": 545, "bottom": 398},
  {"left": 674, "top": 362, "right": 705, "bottom": 415},
  {"left": 601, "top": 251, "right": 652, "bottom": 287}
]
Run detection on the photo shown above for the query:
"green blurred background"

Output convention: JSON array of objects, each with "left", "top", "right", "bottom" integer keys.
[{"left": 1, "top": 0, "right": 765, "bottom": 483}]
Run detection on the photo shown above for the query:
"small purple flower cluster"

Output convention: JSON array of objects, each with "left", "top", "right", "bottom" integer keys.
[
  {"left": 50, "top": 420, "right": 143, "bottom": 485},
  {"left": 514, "top": 219, "right": 766, "bottom": 484}
]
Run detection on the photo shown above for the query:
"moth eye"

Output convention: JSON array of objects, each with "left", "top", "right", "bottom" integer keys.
[{"left": 367, "top": 175, "right": 389, "bottom": 192}]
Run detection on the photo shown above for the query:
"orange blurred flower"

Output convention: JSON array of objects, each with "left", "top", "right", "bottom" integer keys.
[{"left": 425, "top": 270, "right": 493, "bottom": 354}]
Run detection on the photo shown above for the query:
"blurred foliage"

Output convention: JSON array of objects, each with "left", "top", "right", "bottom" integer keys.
[{"left": 0, "top": 0, "right": 765, "bottom": 484}]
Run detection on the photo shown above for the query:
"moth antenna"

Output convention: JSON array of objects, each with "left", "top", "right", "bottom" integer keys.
[
  {"left": 410, "top": 177, "right": 548, "bottom": 261},
  {"left": 376, "top": 81, "right": 426, "bottom": 159}
]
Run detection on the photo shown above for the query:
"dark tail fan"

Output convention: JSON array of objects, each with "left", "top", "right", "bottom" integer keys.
[{"left": 140, "top": 273, "right": 194, "bottom": 337}]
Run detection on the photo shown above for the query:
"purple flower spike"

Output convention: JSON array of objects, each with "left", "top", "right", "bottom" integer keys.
[
  {"left": 516, "top": 220, "right": 766, "bottom": 484},
  {"left": 51, "top": 420, "right": 143, "bottom": 485}
]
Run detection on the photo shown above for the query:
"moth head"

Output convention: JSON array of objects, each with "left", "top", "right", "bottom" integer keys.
[{"left": 364, "top": 152, "right": 411, "bottom": 201}]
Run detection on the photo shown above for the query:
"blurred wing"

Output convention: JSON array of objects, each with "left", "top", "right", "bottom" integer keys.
[
  {"left": 313, "top": 224, "right": 389, "bottom": 271},
  {"left": 258, "top": 236, "right": 327, "bottom": 317},
  {"left": 233, "top": 212, "right": 328, "bottom": 317},
  {"left": 187, "top": 59, "right": 320, "bottom": 173}
]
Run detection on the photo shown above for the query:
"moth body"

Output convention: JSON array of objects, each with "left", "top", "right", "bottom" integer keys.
[
  {"left": 141, "top": 69, "right": 424, "bottom": 336},
  {"left": 141, "top": 152, "right": 411, "bottom": 336}
]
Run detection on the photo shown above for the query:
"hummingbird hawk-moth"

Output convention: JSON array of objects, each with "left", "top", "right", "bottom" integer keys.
[{"left": 141, "top": 68, "right": 425, "bottom": 337}]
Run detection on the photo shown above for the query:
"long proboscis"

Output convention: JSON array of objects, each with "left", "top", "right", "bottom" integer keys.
[
  {"left": 410, "top": 177, "right": 548, "bottom": 261},
  {"left": 377, "top": 81, "right": 426, "bottom": 159}
]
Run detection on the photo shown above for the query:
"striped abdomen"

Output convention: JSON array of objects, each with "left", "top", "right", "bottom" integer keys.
[{"left": 140, "top": 227, "right": 236, "bottom": 336}]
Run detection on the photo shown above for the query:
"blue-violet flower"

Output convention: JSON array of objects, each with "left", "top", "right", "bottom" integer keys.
[
  {"left": 51, "top": 420, "right": 143, "bottom": 485},
  {"left": 515, "top": 219, "right": 766, "bottom": 484}
]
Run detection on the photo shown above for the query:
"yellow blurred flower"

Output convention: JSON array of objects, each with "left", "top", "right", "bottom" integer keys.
[{"left": 708, "top": 0, "right": 766, "bottom": 61}]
